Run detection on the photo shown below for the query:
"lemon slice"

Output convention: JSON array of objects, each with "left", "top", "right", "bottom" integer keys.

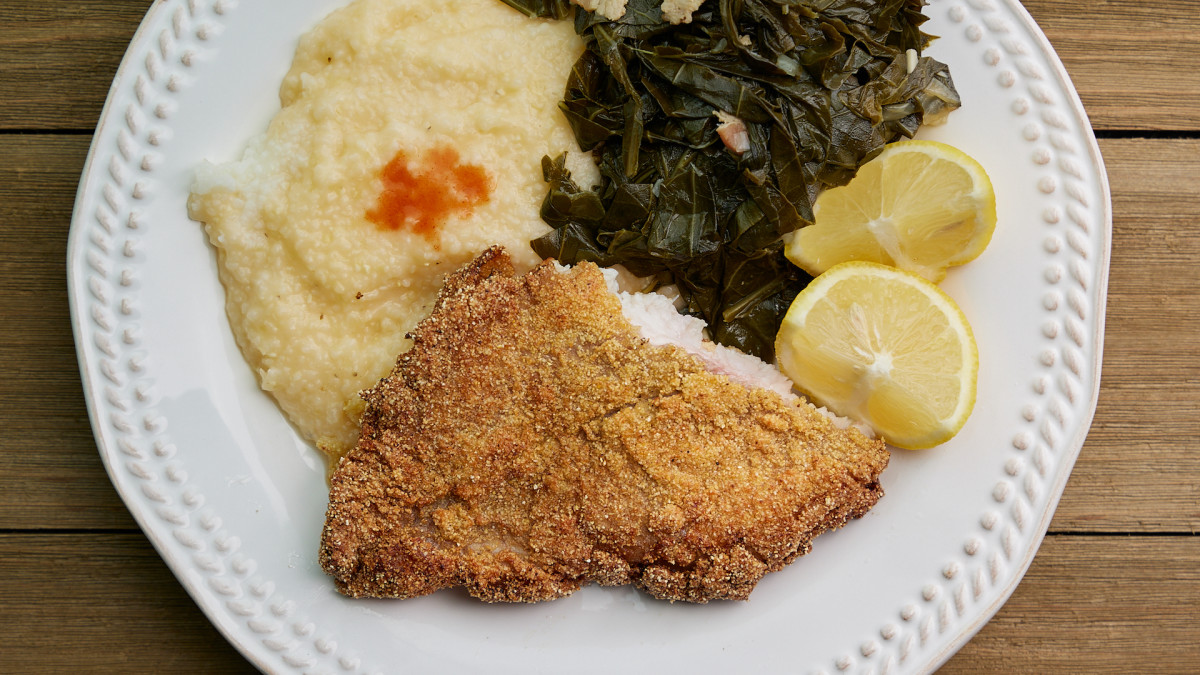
[
  {"left": 775, "top": 262, "right": 978, "bottom": 449},
  {"left": 786, "top": 140, "right": 996, "bottom": 282}
]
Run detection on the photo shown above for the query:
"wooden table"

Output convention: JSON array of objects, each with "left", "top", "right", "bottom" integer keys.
[{"left": 2, "top": 1, "right": 1197, "bottom": 671}]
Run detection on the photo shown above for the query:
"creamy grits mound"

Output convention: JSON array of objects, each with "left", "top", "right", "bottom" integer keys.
[{"left": 188, "top": 0, "right": 595, "bottom": 461}]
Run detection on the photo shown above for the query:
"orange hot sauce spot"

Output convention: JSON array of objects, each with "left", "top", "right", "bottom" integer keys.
[{"left": 366, "top": 145, "right": 491, "bottom": 241}]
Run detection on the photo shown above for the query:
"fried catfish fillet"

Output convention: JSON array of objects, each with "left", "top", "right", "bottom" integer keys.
[{"left": 319, "top": 247, "right": 888, "bottom": 603}]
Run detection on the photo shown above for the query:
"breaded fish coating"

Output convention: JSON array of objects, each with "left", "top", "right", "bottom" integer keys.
[{"left": 320, "top": 247, "right": 888, "bottom": 602}]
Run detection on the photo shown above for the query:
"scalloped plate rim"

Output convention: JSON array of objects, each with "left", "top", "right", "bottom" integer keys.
[
  {"left": 922, "top": 3, "right": 1112, "bottom": 670},
  {"left": 66, "top": 1, "right": 1112, "bottom": 673}
]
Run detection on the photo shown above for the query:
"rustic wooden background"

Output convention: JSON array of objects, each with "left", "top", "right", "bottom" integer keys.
[{"left": 1, "top": 0, "right": 1197, "bottom": 671}]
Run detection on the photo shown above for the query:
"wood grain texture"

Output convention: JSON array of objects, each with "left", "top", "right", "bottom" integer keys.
[
  {"left": 942, "top": 536, "right": 1200, "bottom": 672},
  {"left": 0, "top": 135, "right": 139, "bottom": 531},
  {"left": 0, "top": 0, "right": 1197, "bottom": 672},
  {"left": 0, "top": 1, "right": 155, "bottom": 130},
  {"left": 0, "top": 533, "right": 257, "bottom": 673},
  {"left": 1048, "top": 138, "right": 1200, "bottom": 534},
  {"left": 1021, "top": 0, "right": 1200, "bottom": 131}
]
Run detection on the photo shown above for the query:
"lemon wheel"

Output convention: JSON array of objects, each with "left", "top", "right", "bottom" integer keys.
[
  {"left": 786, "top": 140, "right": 996, "bottom": 283},
  {"left": 775, "top": 261, "right": 979, "bottom": 449}
]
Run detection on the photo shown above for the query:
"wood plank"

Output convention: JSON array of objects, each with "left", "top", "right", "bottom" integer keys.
[
  {"left": 2, "top": 533, "right": 1194, "bottom": 672},
  {"left": 0, "top": 532, "right": 257, "bottom": 673},
  {"left": 0, "top": 1, "right": 154, "bottom": 130},
  {"left": 2, "top": 134, "right": 1198, "bottom": 533},
  {"left": 941, "top": 535, "right": 1200, "bottom": 672},
  {"left": 0, "top": 1, "right": 1197, "bottom": 132},
  {"left": 1049, "top": 138, "right": 1200, "bottom": 533},
  {"left": 0, "top": 135, "right": 138, "bottom": 530},
  {"left": 1021, "top": 0, "right": 1200, "bottom": 131}
]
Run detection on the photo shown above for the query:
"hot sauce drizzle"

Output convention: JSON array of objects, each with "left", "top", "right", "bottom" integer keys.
[{"left": 366, "top": 145, "right": 490, "bottom": 241}]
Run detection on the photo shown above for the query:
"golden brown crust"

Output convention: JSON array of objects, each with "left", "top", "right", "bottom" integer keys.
[{"left": 319, "top": 247, "right": 889, "bottom": 603}]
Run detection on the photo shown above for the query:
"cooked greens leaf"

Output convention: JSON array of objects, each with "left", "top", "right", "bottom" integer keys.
[
  {"left": 646, "top": 161, "right": 722, "bottom": 262},
  {"left": 712, "top": 243, "right": 810, "bottom": 359}
]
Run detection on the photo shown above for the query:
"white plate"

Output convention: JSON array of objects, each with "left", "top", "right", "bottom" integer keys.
[{"left": 68, "top": 1, "right": 1111, "bottom": 673}]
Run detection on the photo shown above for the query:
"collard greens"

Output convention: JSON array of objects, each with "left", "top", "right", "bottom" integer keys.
[{"left": 501, "top": 0, "right": 960, "bottom": 360}]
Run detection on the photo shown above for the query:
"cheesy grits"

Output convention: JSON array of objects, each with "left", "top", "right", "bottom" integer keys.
[{"left": 188, "top": 0, "right": 595, "bottom": 460}]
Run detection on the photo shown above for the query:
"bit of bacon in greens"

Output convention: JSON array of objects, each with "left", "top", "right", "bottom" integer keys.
[{"left": 500, "top": 0, "right": 960, "bottom": 360}]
